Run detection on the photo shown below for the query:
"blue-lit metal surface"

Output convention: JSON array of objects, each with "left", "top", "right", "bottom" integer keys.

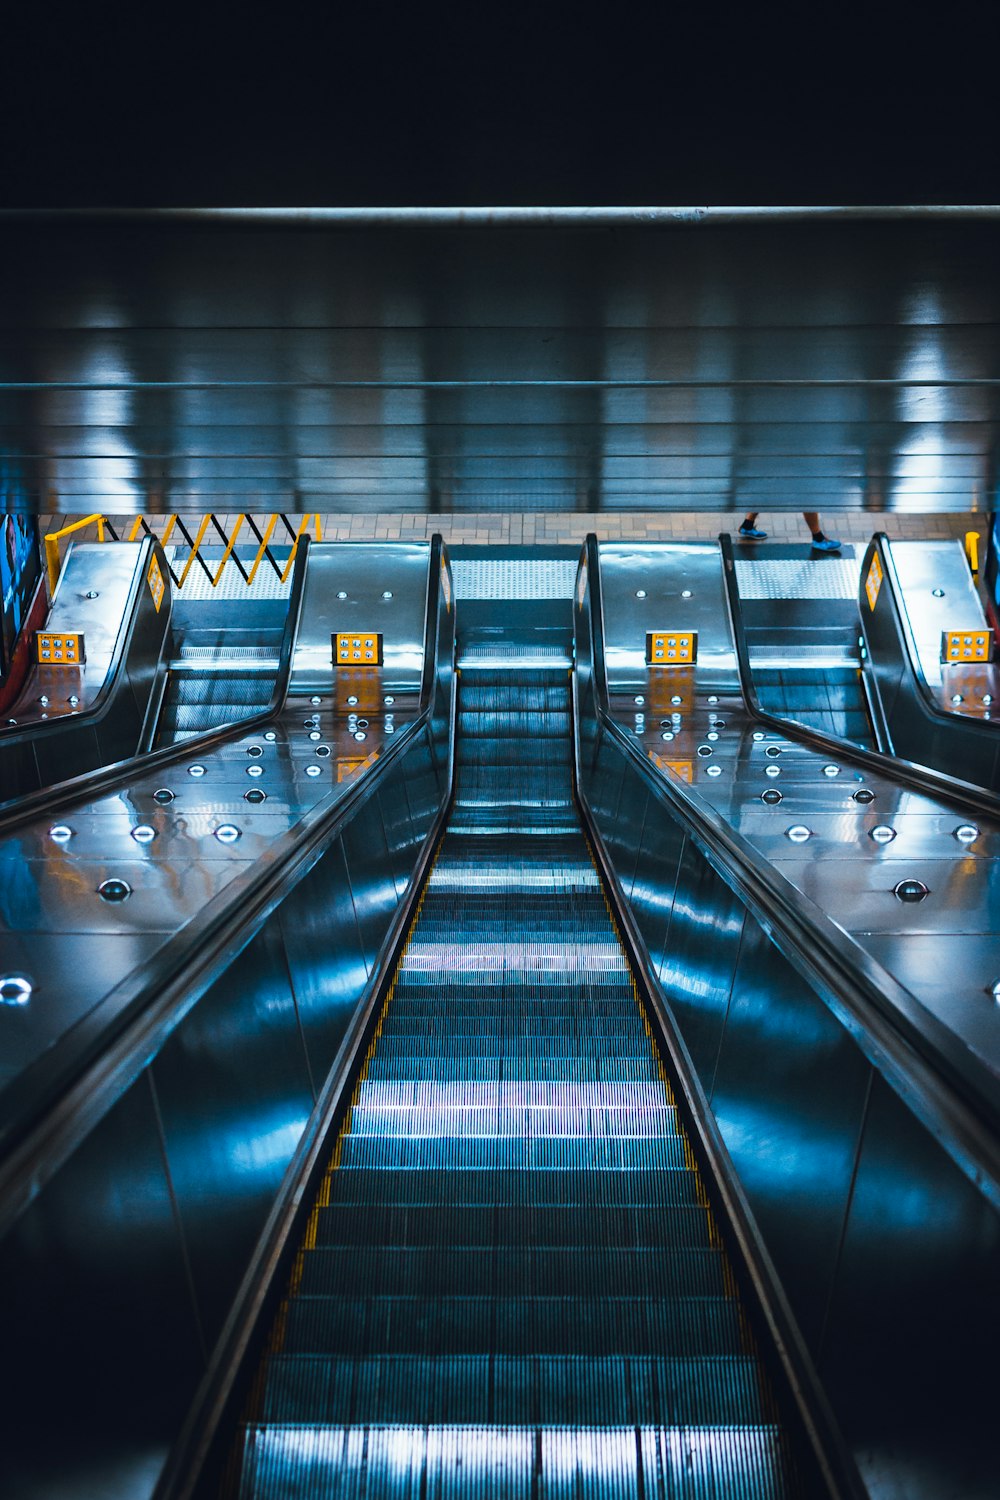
[
  {"left": 0, "top": 540, "right": 455, "bottom": 1500},
  {"left": 0, "top": 540, "right": 171, "bottom": 798},
  {"left": 890, "top": 540, "right": 992, "bottom": 696},
  {"left": 4, "top": 543, "right": 153, "bottom": 720},
  {"left": 599, "top": 540, "right": 1000, "bottom": 1112},
  {"left": 1, "top": 214, "right": 999, "bottom": 513},
  {"left": 0, "top": 543, "right": 430, "bottom": 1124},
  {"left": 599, "top": 543, "right": 738, "bottom": 690},
  {"left": 861, "top": 535, "right": 1000, "bottom": 791},
  {"left": 291, "top": 543, "right": 428, "bottom": 695},
  {"left": 213, "top": 608, "right": 849, "bottom": 1500},
  {"left": 577, "top": 538, "right": 1000, "bottom": 1499}
]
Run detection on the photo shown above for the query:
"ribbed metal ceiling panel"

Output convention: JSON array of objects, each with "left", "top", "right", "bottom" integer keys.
[{"left": 0, "top": 211, "right": 997, "bottom": 514}]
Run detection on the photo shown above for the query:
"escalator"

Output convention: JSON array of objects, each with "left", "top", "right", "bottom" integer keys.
[
  {"left": 730, "top": 541, "right": 877, "bottom": 749},
  {"left": 155, "top": 593, "right": 287, "bottom": 746},
  {"left": 0, "top": 539, "right": 298, "bottom": 799},
  {"left": 858, "top": 533, "right": 1000, "bottom": 791},
  {"left": 584, "top": 536, "right": 1000, "bottom": 1499},
  {"left": 223, "top": 639, "right": 844, "bottom": 1497}
]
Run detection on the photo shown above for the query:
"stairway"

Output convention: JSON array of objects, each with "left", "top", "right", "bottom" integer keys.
[
  {"left": 734, "top": 545, "right": 875, "bottom": 748},
  {"left": 155, "top": 598, "right": 286, "bottom": 746},
  {"left": 230, "top": 633, "right": 814, "bottom": 1497}
]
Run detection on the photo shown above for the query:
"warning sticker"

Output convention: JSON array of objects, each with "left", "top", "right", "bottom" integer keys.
[
  {"left": 865, "top": 554, "right": 883, "bottom": 612},
  {"left": 650, "top": 751, "right": 694, "bottom": 783},
  {"left": 148, "top": 555, "right": 165, "bottom": 613}
]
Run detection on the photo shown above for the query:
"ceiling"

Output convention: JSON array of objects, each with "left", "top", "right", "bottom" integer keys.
[{"left": 1, "top": 209, "right": 998, "bottom": 516}]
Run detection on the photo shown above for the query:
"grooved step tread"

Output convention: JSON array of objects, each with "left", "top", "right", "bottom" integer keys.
[{"left": 235, "top": 653, "right": 809, "bottom": 1496}]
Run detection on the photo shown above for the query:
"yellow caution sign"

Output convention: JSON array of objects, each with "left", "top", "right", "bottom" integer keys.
[
  {"left": 646, "top": 630, "right": 697, "bottom": 665},
  {"left": 36, "top": 631, "right": 86, "bottom": 665},
  {"left": 147, "top": 555, "right": 165, "bottom": 612},
  {"left": 650, "top": 750, "right": 694, "bottom": 783},
  {"left": 865, "top": 554, "right": 883, "bottom": 611},
  {"left": 941, "top": 629, "right": 992, "bottom": 664},
  {"left": 333, "top": 632, "right": 383, "bottom": 667}
]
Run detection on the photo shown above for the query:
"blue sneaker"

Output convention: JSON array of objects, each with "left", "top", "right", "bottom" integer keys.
[
  {"left": 738, "top": 524, "right": 768, "bottom": 540},
  {"left": 810, "top": 535, "right": 841, "bottom": 552}
]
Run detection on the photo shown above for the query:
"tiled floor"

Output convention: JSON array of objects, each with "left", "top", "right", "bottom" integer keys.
[{"left": 46, "top": 510, "right": 984, "bottom": 550}]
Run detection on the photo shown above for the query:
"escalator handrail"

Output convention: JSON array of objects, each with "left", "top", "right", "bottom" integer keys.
[
  {"left": 0, "top": 534, "right": 171, "bottom": 748},
  {"left": 152, "top": 554, "right": 458, "bottom": 1500},
  {"left": 0, "top": 537, "right": 310, "bottom": 834},
  {"left": 571, "top": 628, "right": 865, "bottom": 1500},
  {"left": 582, "top": 533, "right": 1000, "bottom": 1207},
  {"left": 0, "top": 537, "right": 454, "bottom": 1236},
  {"left": 864, "top": 530, "right": 1000, "bottom": 736},
  {"left": 719, "top": 530, "right": 1000, "bottom": 820}
]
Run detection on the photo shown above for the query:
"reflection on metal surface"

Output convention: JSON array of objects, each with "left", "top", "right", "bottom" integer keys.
[
  {"left": 6, "top": 544, "right": 148, "bottom": 723},
  {"left": 0, "top": 975, "right": 32, "bottom": 1007},
  {"left": 601, "top": 545, "right": 739, "bottom": 690},
  {"left": 291, "top": 545, "right": 428, "bottom": 695},
  {"left": 892, "top": 540, "right": 991, "bottom": 690},
  {"left": 98, "top": 878, "right": 132, "bottom": 903},
  {"left": 0, "top": 542, "right": 434, "bottom": 1130},
  {"left": 579, "top": 539, "right": 1000, "bottom": 1498},
  {"left": 599, "top": 538, "right": 1000, "bottom": 1118},
  {"left": 892, "top": 878, "right": 930, "bottom": 902}
]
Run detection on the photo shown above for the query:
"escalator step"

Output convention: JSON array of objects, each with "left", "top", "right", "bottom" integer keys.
[
  {"left": 315, "top": 1205, "right": 723, "bottom": 1251},
  {"left": 281, "top": 1294, "right": 747, "bottom": 1358},
  {"left": 298, "top": 1246, "right": 730, "bottom": 1300},
  {"left": 240, "top": 1423, "right": 798, "bottom": 1500},
  {"left": 259, "top": 1352, "right": 773, "bottom": 1424},
  {"left": 235, "top": 644, "right": 811, "bottom": 1496}
]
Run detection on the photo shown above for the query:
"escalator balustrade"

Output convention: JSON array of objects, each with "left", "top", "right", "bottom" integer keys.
[{"left": 231, "top": 657, "right": 820, "bottom": 1497}]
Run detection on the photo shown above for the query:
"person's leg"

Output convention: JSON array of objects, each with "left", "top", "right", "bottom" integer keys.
[
  {"left": 803, "top": 512, "right": 841, "bottom": 551},
  {"left": 738, "top": 512, "right": 767, "bottom": 539}
]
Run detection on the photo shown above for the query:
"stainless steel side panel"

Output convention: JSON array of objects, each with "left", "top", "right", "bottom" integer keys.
[
  {"left": 579, "top": 542, "right": 1000, "bottom": 1498},
  {"left": 290, "top": 542, "right": 429, "bottom": 694},
  {"left": 6, "top": 543, "right": 148, "bottom": 722},
  {"left": 890, "top": 539, "right": 987, "bottom": 692},
  {"left": 598, "top": 542, "right": 739, "bottom": 692}
]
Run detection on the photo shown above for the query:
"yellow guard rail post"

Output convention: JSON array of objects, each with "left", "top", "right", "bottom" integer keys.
[{"left": 44, "top": 514, "right": 108, "bottom": 593}]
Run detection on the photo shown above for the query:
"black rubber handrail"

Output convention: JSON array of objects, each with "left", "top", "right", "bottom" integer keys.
[
  {"left": 0, "top": 537, "right": 453, "bottom": 1235},
  {"left": 583, "top": 534, "right": 1000, "bottom": 1206},
  {"left": 155, "top": 732, "right": 456, "bottom": 1500},
  {"left": 0, "top": 537, "right": 310, "bottom": 834},
  {"left": 0, "top": 533, "right": 170, "bottom": 750},
  {"left": 719, "top": 530, "right": 1000, "bottom": 821},
  {"left": 866, "top": 530, "right": 1000, "bottom": 737},
  {"left": 571, "top": 657, "right": 865, "bottom": 1499},
  {"left": 153, "top": 550, "right": 458, "bottom": 1500}
]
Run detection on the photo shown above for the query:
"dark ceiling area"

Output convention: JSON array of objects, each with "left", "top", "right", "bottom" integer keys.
[{"left": 1, "top": 211, "right": 998, "bottom": 516}]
